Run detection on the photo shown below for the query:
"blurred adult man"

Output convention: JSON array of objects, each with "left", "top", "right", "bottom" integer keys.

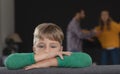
[{"left": 67, "top": 9, "right": 96, "bottom": 52}]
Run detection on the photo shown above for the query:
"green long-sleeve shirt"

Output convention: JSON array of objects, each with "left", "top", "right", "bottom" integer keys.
[{"left": 4, "top": 52, "right": 92, "bottom": 70}]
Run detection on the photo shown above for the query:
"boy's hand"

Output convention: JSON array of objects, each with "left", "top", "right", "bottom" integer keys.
[
  {"left": 34, "top": 50, "right": 72, "bottom": 62},
  {"left": 57, "top": 51, "right": 72, "bottom": 60},
  {"left": 47, "top": 50, "right": 72, "bottom": 60},
  {"left": 25, "top": 58, "right": 58, "bottom": 70},
  {"left": 25, "top": 64, "right": 37, "bottom": 70}
]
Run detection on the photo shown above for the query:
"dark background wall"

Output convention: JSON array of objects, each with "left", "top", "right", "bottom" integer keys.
[{"left": 15, "top": 0, "right": 120, "bottom": 63}]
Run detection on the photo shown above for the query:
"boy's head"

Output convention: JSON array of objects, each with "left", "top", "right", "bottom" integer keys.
[{"left": 33, "top": 23, "right": 64, "bottom": 54}]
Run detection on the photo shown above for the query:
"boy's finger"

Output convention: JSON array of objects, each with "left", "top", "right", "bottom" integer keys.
[
  {"left": 62, "top": 52, "right": 72, "bottom": 56},
  {"left": 25, "top": 66, "right": 33, "bottom": 70},
  {"left": 58, "top": 54, "right": 64, "bottom": 60},
  {"left": 25, "top": 67, "right": 30, "bottom": 70}
]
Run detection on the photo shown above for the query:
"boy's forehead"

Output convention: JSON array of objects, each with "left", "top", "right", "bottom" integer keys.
[{"left": 37, "top": 38, "right": 59, "bottom": 43}]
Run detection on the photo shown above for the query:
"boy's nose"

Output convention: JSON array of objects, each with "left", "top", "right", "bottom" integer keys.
[{"left": 45, "top": 48, "right": 50, "bottom": 53}]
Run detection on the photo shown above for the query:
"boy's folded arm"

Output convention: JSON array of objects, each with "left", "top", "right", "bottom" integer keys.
[
  {"left": 4, "top": 52, "right": 54, "bottom": 70},
  {"left": 4, "top": 53, "right": 35, "bottom": 70},
  {"left": 4, "top": 51, "right": 71, "bottom": 70},
  {"left": 4, "top": 52, "right": 53, "bottom": 70},
  {"left": 26, "top": 52, "right": 92, "bottom": 70},
  {"left": 25, "top": 58, "right": 58, "bottom": 70},
  {"left": 5, "top": 52, "right": 92, "bottom": 70},
  {"left": 5, "top": 51, "right": 76, "bottom": 70},
  {"left": 57, "top": 52, "right": 92, "bottom": 68}
]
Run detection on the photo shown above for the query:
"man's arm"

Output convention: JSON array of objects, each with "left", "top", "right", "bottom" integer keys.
[{"left": 70, "top": 22, "right": 96, "bottom": 39}]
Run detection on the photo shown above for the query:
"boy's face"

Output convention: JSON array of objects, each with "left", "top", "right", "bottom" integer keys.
[{"left": 33, "top": 38, "right": 63, "bottom": 54}]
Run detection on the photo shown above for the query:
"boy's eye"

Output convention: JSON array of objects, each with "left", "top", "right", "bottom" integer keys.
[
  {"left": 51, "top": 46, "right": 57, "bottom": 48},
  {"left": 38, "top": 45, "right": 44, "bottom": 48}
]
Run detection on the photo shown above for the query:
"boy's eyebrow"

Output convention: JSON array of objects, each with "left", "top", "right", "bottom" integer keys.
[
  {"left": 38, "top": 42, "right": 45, "bottom": 45},
  {"left": 50, "top": 43, "right": 59, "bottom": 45}
]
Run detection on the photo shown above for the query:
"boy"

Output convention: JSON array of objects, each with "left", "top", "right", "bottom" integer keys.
[{"left": 4, "top": 23, "right": 92, "bottom": 70}]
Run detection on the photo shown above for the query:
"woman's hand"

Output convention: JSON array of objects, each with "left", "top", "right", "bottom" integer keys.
[{"left": 92, "top": 28, "right": 102, "bottom": 36}]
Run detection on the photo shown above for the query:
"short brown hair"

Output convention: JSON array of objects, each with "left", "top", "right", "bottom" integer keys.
[{"left": 33, "top": 23, "right": 64, "bottom": 45}]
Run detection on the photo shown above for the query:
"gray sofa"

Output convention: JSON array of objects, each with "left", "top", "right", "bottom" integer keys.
[{"left": 0, "top": 65, "right": 120, "bottom": 74}]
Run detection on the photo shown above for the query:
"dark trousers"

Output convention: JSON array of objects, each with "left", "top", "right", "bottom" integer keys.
[{"left": 101, "top": 48, "right": 120, "bottom": 65}]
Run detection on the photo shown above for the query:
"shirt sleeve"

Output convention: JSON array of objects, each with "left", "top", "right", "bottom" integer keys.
[
  {"left": 4, "top": 53, "right": 35, "bottom": 70},
  {"left": 57, "top": 52, "right": 92, "bottom": 68}
]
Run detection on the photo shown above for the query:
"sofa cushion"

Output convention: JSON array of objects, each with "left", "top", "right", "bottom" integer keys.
[{"left": 0, "top": 65, "right": 120, "bottom": 74}]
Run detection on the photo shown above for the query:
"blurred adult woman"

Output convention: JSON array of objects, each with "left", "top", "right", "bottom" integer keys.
[{"left": 95, "top": 10, "right": 120, "bottom": 65}]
